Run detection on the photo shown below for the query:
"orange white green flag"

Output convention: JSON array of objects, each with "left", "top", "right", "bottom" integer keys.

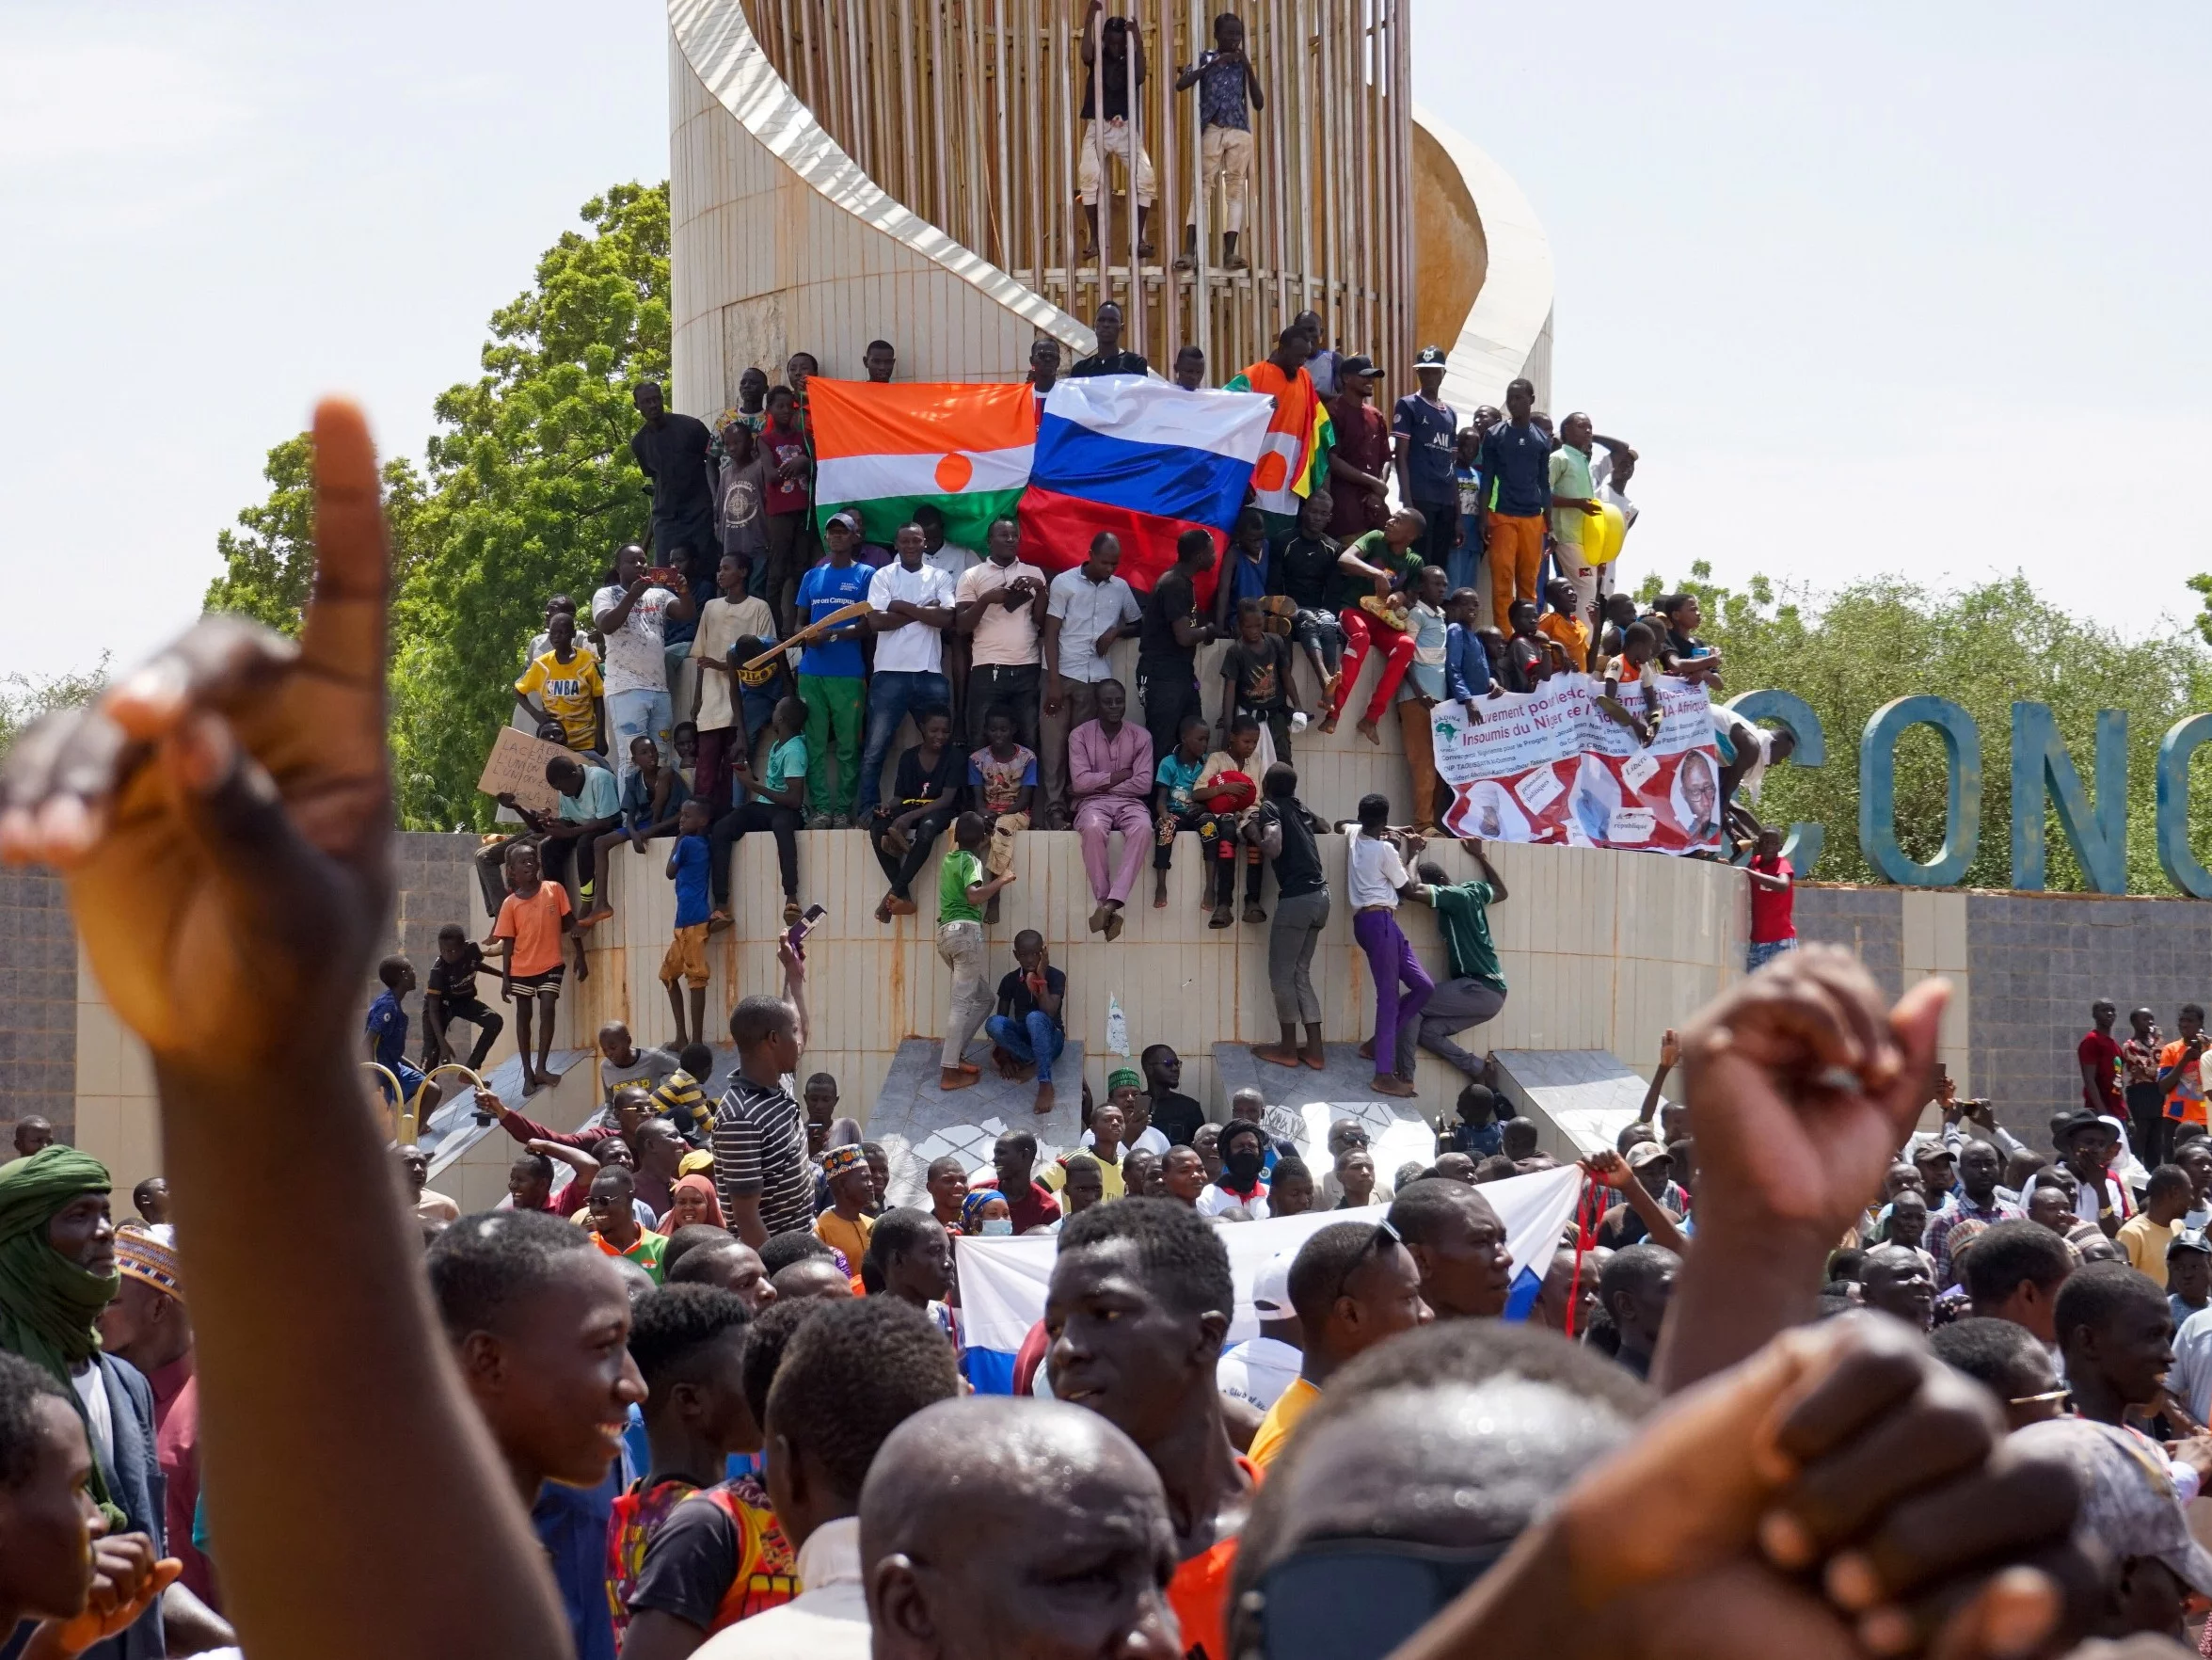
[
  {"left": 804, "top": 380, "right": 1037, "bottom": 549},
  {"left": 1221, "top": 359, "right": 1333, "bottom": 535}
]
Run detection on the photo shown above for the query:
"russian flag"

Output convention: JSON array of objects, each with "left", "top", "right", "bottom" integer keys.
[
  {"left": 954, "top": 1163, "right": 1586, "bottom": 1393},
  {"left": 1019, "top": 376, "right": 1276, "bottom": 595}
]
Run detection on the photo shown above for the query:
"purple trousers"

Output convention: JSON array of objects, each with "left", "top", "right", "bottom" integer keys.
[{"left": 1353, "top": 906, "right": 1434, "bottom": 1080}]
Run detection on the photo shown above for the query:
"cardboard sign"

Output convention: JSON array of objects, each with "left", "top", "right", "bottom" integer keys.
[{"left": 477, "top": 726, "right": 575, "bottom": 815}]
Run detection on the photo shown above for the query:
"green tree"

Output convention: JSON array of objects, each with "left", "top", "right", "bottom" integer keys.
[
  {"left": 0, "top": 659, "right": 108, "bottom": 758},
  {"left": 204, "top": 437, "right": 427, "bottom": 636},
  {"left": 1642, "top": 564, "right": 2212, "bottom": 894},
  {"left": 388, "top": 181, "right": 670, "bottom": 829}
]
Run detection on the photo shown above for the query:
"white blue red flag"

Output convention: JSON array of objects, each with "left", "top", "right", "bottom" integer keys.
[
  {"left": 1018, "top": 375, "right": 1276, "bottom": 596},
  {"left": 955, "top": 1163, "right": 1584, "bottom": 1394}
]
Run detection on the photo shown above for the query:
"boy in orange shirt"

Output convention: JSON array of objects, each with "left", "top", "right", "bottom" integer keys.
[
  {"left": 1536, "top": 576, "right": 1594, "bottom": 673},
  {"left": 489, "top": 838, "right": 590, "bottom": 1095}
]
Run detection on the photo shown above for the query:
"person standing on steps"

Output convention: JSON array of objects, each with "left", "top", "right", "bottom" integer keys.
[
  {"left": 1249, "top": 763, "right": 1332, "bottom": 1071},
  {"left": 1075, "top": 3, "right": 1156, "bottom": 264},
  {"left": 1041, "top": 534, "right": 1144, "bottom": 828},
  {"left": 1346, "top": 793, "right": 1429, "bottom": 1099}
]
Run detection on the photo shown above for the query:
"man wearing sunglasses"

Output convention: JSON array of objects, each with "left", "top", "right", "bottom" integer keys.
[
  {"left": 1045, "top": 1198, "right": 1255, "bottom": 1660},
  {"left": 1385, "top": 1178, "right": 1515, "bottom": 1319},
  {"left": 1249, "top": 1221, "right": 1430, "bottom": 1468}
]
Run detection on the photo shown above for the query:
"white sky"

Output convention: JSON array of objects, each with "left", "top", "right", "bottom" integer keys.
[{"left": 3, "top": 0, "right": 2205, "bottom": 679}]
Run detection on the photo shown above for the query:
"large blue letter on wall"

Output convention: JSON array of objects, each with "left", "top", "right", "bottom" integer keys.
[
  {"left": 2158, "top": 714, "right": 2212, "bottom": 899},
  {"left": 1859, "top": 697, "right": 1981, "bottom": 886},
  {"left": 2010, "top": 703, "right": 2126, "bottom": 893},
  {"left": 1724, "top": 690, "right": 1825, "bottom": 876}
]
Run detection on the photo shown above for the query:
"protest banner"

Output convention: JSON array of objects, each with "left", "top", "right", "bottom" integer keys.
[
  {"left": 1432, "top": 674, "right": 1725, "bottom": 854},
  {"left": 475, "top": 726, "right": 574, "bottom": 816}
]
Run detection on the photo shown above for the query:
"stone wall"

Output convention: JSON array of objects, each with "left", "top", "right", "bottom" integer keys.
[{"left": 1, "top": 867, "right": 75, "bottom": 1142}]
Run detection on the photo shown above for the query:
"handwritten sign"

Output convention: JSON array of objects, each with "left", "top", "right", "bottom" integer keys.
[{"left": 477, "top": 727, "right": 576, "bottom": 816}]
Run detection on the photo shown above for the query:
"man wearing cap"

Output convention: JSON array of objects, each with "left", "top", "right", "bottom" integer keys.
[
  {"left": 1392, "top": 348, "right": 1460, "bottom": 573},
  {"left": 98, "top": 1226, "right": 217, "bottom": 1609},
  {"left": 1216, "top": 1252, "right": 1303, "bottom": 1414},
  {"left": 2168, "top": 1227, "right": 2211, "bottom": 1333},
  {"left": 2013, "top": 1416, "right": 2212, "bottom": 1641},
  {"left": 792, "top": 511, "right": 875, "bottom": 827},
  {"left": 1325, "top": 356, "right": 1392, "bottom": 540},
  {"left": 1907, "top": 1135, "right": 1961, "bottom": 1219},
  {"left": 2047, "top": 1109, "right": 2135, "bottom": 1237},
  {"left": 1597, "top": 1141, "right": 1686, "bottom": 1250}
]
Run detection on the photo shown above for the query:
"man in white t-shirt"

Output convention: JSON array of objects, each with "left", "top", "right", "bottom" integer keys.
[
  {"left": 857, "top": 524, "right": 959, "bottom": 822},
  {"left": 1346, "top": 799, "right": 1428, "bottom": 1099},
  {"left": 1216, "top": 1253, "right": 1303, "bottom": 1412},
  {"left": 591, "top": 541, "right": 695, "bottom": 795}
]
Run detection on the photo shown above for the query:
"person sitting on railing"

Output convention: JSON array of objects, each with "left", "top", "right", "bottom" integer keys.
[
  {"left": 422, "top": 921, "right": 504, "bottom": 1073},
  {"left": 366, "top": 955, "right": 430, "bottom": 1110}
]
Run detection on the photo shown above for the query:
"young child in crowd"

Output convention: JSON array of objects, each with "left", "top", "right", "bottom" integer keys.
[
  {"left": 936, "top": 812, "right": 1018, "bottom": 1093},
  {"left": 584, "top": 735, "right": 692, "bottom": 927},
  {"left": 366, "top": 955, "right": 427, "bottom": 1109},
  {"left": 813, "top": 1143, "right": 877, "bottom": 1269},
  {"left": 1504, "top": 599, "right": 1550, "bottom": 691},
  {"left": 1194, "top": 715, "right": 1266, "bottom": 927},
  {"left": 422, "top": 921, "right": 504, "bottom": 1072},
  {"left": 688, "top": 549, "right": 776, "bottom": 816},
  {"left": 985, "top": 929, "right": 1067, "bottom": 1116},
  {"left": 966, "top": 703, "right": 1036, "bottom": 925},
  {"left": 512, "top": 606, "right": 606, "bottom": 755},
  {"left": 1538, "top": 576, "right": 1593, "bottom": 672},
  {"left": 650, "top": 1040, "right": 718, "bottom": 1143},
  {"left": 1272, "top": 487, "right": 1345, "bottom": 710},
  {"left": 1442, "top": 585, "right": 1492, "bottom": 710},
  {"left": 1214, "top": 508, "right": 1273, "bottom": 631},
  {"left": 1152, "top": 712, "right": 1214, "bottom": 912},
  {"left": 1599, "top": 619, "right": 1664, "bottom": 746},
  {"left": 726, "top": 634, "right": 790, "bottom": 772},
  {"left": 489, "top": 838, "right": 588, "bottom": 1094},
  {"left": 1219, "top": 597, "right": 1300, "bottom": 758},
  {"left": 1400, "top": 566, "right": 1452, "bottom": 834},
  {"left": 660, "top": 798, "right": 715, "bottom": 1048},
  {"left": 711, "top": 695, "right": 808, "bottom": 927},
  {"left": 671, "top": 722, "right": 699, "bottom": 794}
]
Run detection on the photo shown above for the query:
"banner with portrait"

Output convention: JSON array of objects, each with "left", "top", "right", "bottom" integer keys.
[{"left": 1431, "top": 674, "right": 1725, "bottom": 855}]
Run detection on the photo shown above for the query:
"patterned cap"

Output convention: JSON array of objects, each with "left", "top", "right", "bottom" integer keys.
[
  {"left": 821, "top": 1144, "right": 867, "bottom": 1179},
  {"left": 1108, "top": 1067, "right": 1143, "bottom": 1094},
  {"left": 115, "top": 1224, "right": 183, "bottom": 1302}
]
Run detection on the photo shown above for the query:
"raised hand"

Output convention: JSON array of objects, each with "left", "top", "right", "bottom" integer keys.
[
  {"left": 1680, "top": 947, "right": 1944, "bottom": 1241},
  {"left": 0, "top": 400, "right": 391, "bottom": 1076},
  {"left": 1581, "top": 1147, "right": 1632, "bottom": 1190}
]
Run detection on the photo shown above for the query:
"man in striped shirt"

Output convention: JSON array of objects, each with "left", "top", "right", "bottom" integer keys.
[{"left": 714, "top": 943, "right": 816, "bottom": 1246}]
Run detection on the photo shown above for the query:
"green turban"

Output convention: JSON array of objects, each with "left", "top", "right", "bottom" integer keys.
[
  {"left": 0, "top": 1144, "right": 125, "bottom": 1526},
  {"left": 1107, "top": 1067, "right": 1143, "bottom": 1094}
]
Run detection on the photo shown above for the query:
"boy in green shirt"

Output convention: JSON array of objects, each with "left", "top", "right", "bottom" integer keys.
[
  {"left": 1407, "top": 846, "right": 1510, "bottom": 1080},
  {"left": 709, "top": 695, "right": 808, "bottom": 926},
  {"left": 938, "top": 811, "right": 1019, "bottom": 1092}
]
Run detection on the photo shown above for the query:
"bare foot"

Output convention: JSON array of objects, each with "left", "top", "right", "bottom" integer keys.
[
  {"left": 1356, "top": 717, "right": 1381, "bottom": 745},
  {"left": 1358, "top": 1039, "right": 1376, "bottom": 1061},
  {"left": 1209, "top": 905, "right": 1233, "bottom": 929},
  {"left": 887, "top": 895, "right": 918, "bottom": 916},
  {"left": 1320, "top": 712, "right": 1339, "bottom": 736},
  {"left": 875, "top": 896, "right": 895, "bottom": 924},
  {"left": 993, "top": 1045, "right": 1022, "bottom": 1080},
  {"left": 1253, "top": 1045, "right": 1302, "bottom": 1067},
  {"left": 1033, "top": 1081, "right": 1057, "bottom": 1115},
  {"left": 576, "top": 906, "right": 613, "bottom": 929},
  {"left": 1154, "top": 876, "right": 1170, "bottom": 909},
  {"left": 538, "top": 1061, "right": 565, "bottom": 1088},
  {"left": 1301, "top": 1048, "right": 1327, "bottom": 1070},
  {"left": 519, "top": 1069, "right": 541, "bottom": 1097},
  {"left": 1373, "top": 1074, "right": 1417, "bottom": 1098},
  {"left": 957, "top": 1061, "right": 982, "bottom": 1077},
  {"left": 940, "top": 1067, "right": 978, "bottom": 1092},
  {"left": 707, "top": 912, "right": 733, "bottom": 933}
]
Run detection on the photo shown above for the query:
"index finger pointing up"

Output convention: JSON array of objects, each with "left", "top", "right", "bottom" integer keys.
[{"left": 300, "top": 397, "right": 390, "bottom": 690}]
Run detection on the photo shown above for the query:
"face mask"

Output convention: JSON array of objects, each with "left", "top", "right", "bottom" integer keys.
[
  {"left": 980, "top": 1218, "right": 1014, "bottom": 1237},
  {"left": 1226, "top": 1152, "right": 1265, "bottom": 1186}
]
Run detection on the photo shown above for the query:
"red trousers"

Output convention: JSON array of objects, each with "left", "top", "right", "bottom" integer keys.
[{"left": 1332, "top": 609, "right": 1417, "bottom": 724}]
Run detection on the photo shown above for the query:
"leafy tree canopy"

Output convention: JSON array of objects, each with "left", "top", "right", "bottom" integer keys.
[
  {"left": 206, "top": 181, "right": 670, "bottom": 827},
  {"left": 1643, "top": 564, "right": 2212, "bottom": 894}
]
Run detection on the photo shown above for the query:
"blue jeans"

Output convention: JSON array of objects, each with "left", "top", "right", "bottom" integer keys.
[
  {"left": 606, "top": 686, "right": 674, "bottom": 796},
  {"left": 986, "top": 1011, "right": 1065, "bottom": 1083},
  {"left": 857, "top": 669, "right": 951, "bottom": 817},
  {"left": 1746, "top": 936, "right": 1799, "bottom": 973}
]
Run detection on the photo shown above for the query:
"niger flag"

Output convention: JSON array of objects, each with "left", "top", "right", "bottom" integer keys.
[
  {"left": 806, "top": 380, "right": 1037, "bottom": 549},
  {"left": 1223, "top": 360, "right": 1333, "bottom": 532}
]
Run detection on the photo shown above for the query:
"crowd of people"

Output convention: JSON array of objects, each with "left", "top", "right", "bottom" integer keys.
[{"left": 1, "top": 407, "right": 2209, "bottom": 1660}]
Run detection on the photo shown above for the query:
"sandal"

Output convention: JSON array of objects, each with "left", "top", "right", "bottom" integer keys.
[{"left": 783, "top": 901, "right": 803, "bottom": 925}]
